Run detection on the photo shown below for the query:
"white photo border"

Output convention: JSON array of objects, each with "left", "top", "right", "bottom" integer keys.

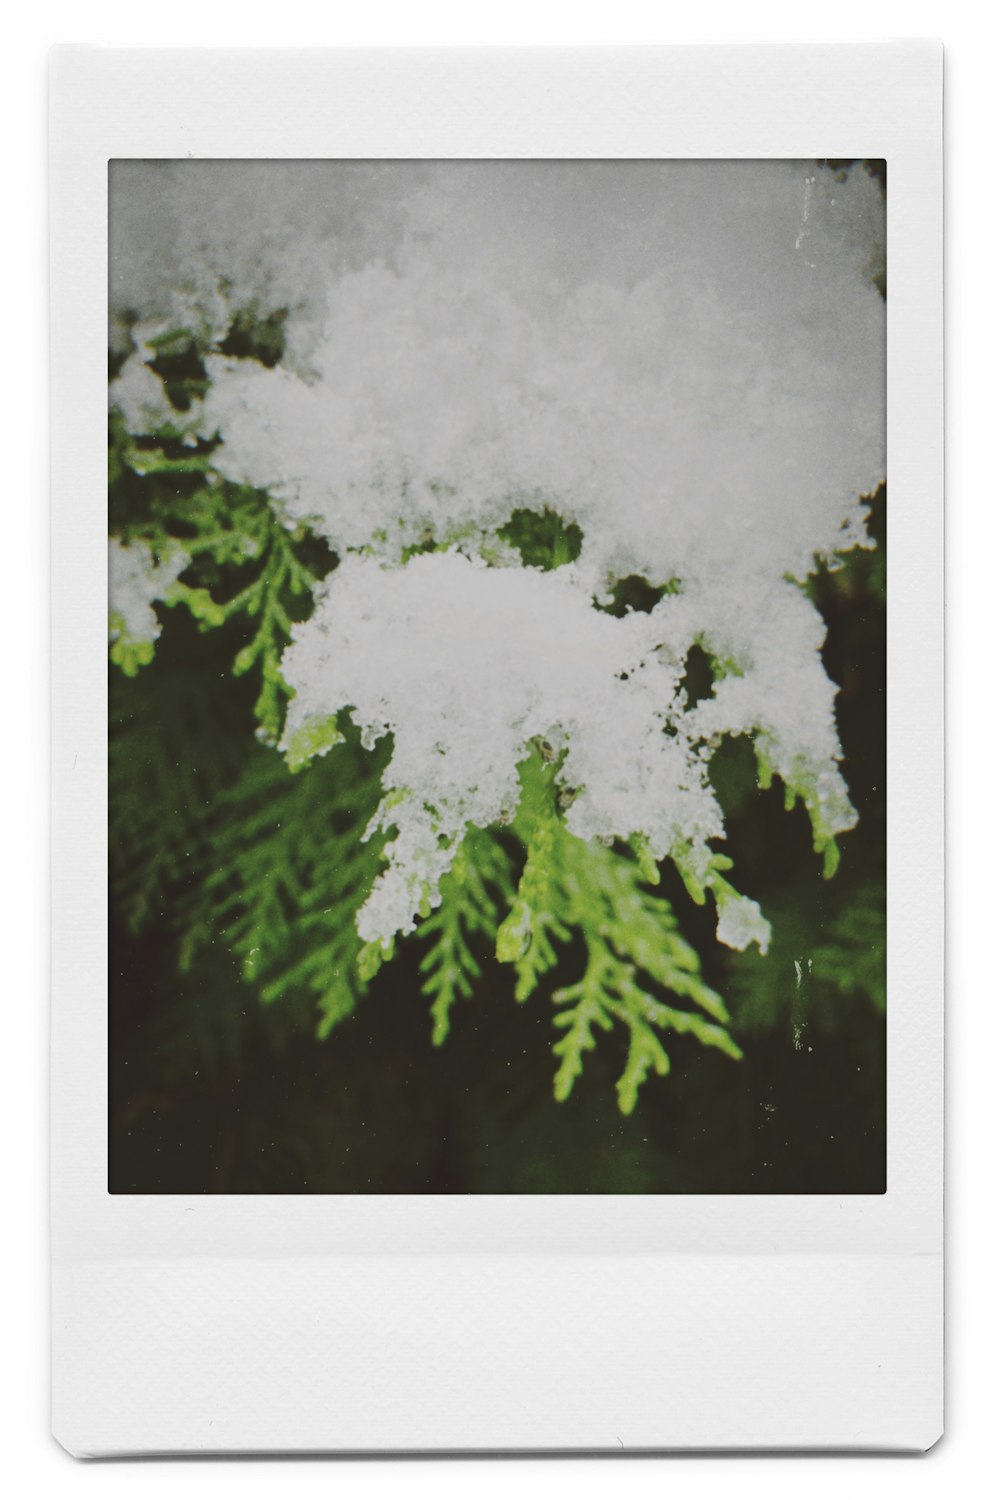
[{"left": 51, "top": 43, "right": 943, "bottom": 1455}]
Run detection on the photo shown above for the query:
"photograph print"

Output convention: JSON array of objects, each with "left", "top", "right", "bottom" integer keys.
[{"left": 108, "top": 158, "right": 886, "bottom": 1194}]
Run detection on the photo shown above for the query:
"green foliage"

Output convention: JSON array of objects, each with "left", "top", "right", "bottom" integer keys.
[
  {"left": 109, "top": 665, "right": 243, "bottom": 935},
  {"left": 811, "top": 885, "right": 887, "bottom": 1014},
  {"left": 117, "top": 480, "right": 331, "bottom": 740},
  {"left": 178, "top": 737, "right": 387, "bottom": 1038},
  {"left": 218, "top": 306, "right": 288, "bottom": 368},
  {"left": 108, "top": 613, "right": 155, "bottom": 676},
  {"left": 143, "top": 942, "right": 317, "bottom": 1088},
  {"left": 283, "top": 714, "right": 345, "bottom": 772},
  {"left": 109, "top": 324, "right": 333, "bottom": 740},
  {"left": 495, "top": 772, "right": 567, "bottom": 997},
  {"left": 755, "top": 748, "right": 844, "bottom": 879},
  {"left": 417, "top": 831, "right": 515, "bottom": 1045},
  {"left": 498, "top": 506, "right": 583, "bottom": 569},
  {"left": 112, "top": 660, "right": 745, "bottom": 1114},
  {"left": 726, "top": 881, "right": 886, "bottom": 1038},
  {"left": 495, "top": 754, "right": 740, "bottom": 1113},
  {"left": 111, "top": 657, "right": 388, "bottom": 1040},
  {"left": 208, "top": 499, "right": 327, "bottom": 741}
]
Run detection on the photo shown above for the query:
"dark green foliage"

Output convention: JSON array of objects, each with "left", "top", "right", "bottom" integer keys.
[
  {"left": 176, "top": 738, "right": 388, "bottom": 1038},
  {"left": 217, "top": 306, "right": 288, "bottom": 368},
  {"left": 110, "top": 642, "right": 387, "bottom": 1041},
  {"left": 498, "top": 506, "right": 583, "bottom": 569},
  {"left": 602, "top": 573, "right": 678, "bottom": 619},
  {"left": 726, "top": 883, "right": 885, "bottom": 1040},
  {"left": 109, "top": 661, "right": 244, "bottom": 935},
  {"left": 810, "top": 886, "right": 886, "bottom": 1014}
]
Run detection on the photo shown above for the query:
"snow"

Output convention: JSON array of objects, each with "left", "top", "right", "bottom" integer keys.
[
  {"left": 108, "top": 538, "right": 188, "bottom": 648},
  {"left": 109, "top": 159, "right": 886, "bottom": 949},
  {"left": 109, "top": 356, "right": 177, "bottom": 438}
]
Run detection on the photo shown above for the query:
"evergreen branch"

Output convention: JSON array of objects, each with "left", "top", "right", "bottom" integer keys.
[
  {"left": 496, "top": 810, "right": 569, "bottom": 1001},
  {"left": 499, "top": 752, "right": 739, "bottom": 1113},
  {"left": 110, "top": 378, "right": 334, "bottom": 740},
  {"left": 111, "top": 654, "right": 388, "bottom": 1041},
  {"left": 611, "top": 986, "right": 673, "bottom": 1117},
  {"left": 109, "top": 668, "right": 241, "bottom": 934},
  {"left": 178, "top": 737, "right": 387, "bottom": 1034},
  {"left": 551, "top": 945, "right": 616, "bottom": 1102},
  {"left": 418, "top": 831, "right": 515, "bottom": 1044}
]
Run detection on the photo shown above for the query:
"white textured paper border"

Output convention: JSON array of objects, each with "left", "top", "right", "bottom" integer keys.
[{"left": 50, "top": 43, "right": 943, "bottom": 1455}]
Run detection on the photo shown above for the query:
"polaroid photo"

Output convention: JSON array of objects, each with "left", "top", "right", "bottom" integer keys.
[{"left": 50, "top": 43, "right": 943, "bottom": 1455}]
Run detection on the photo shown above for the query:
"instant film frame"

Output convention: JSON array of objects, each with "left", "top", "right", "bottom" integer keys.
[{"left": 51, "top": 44, "right": 943, "bottom": 1455}]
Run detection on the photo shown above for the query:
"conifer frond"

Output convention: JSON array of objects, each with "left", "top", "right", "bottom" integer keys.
[
  {"left": 726, "top": 882, "right": 886, "bottom": 1036},
  {"left": 418, "top": 831, "right": 515, "bottom": 1044},
  {"left": 179, "top": 737, "right": 388, "bottom": 1036},
  {"left": 502, "top": 755, "right": 739, "bottom": 1113},
  {"left": 810, "top": 888, "right": 886, "bottom": 1013},
  {"left": 109, "top": 667, "right": 242, "bottom": 934},
  {"left": 111, "top": 659, "right": 388, "bottom": 1039},
  {"left": 552, "top": 955, "right": 616, "bottom": 1102},
  {"left": 110, "top": 378, "right": 333, "bottom": 740}
]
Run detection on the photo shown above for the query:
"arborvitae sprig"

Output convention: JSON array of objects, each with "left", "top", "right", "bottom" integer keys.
[
  {"left": 177, "top": 734, "right": 388, "bottom": 1037},
  {"left": 497, "top": 754, "right": 741, "bottom": 1114},
  {"left": 417, "top": 830, "right": 515, "bottom": 1045},
  {"left": 109, "top": 664, "right": 245, "bottom": 934},
  {"left": 110, "top": 321, "right": 334, "bottom": 740},
  {"left": 111, "top": 653, "right": 388, "bottom": 1040}
]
